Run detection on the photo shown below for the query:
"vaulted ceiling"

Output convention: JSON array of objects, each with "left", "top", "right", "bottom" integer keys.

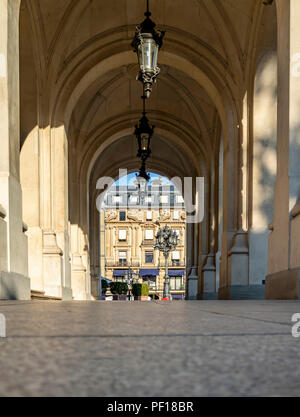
[{"left": 19, "top": 0, "right": 277, "bottom": 192}]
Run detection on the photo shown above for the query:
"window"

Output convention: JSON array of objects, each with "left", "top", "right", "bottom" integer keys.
[
  {"left": 143, "top": 276, "right": 156, "bottom": 289},
  {"left": 116, "top": 276, "right": 126, "bottom": 283},
  {"left": 145, "top": 196, "right": 152, "bottom": 203},
  {"left": 130, "top": 196, "right": 138, "bottom": 204},
  {"left": 172, "top": 251, "right": 180, "bottom": 266},
  {"left": 160, "top": 195, "right": 168, "bottom": 204},
  {"left": 172, "top": 251, "right": 180, "bottom": 260},
  {"left": 176, "top": 196, "right": 184, "bottom": 204},
  {"left": 173, "top": 210, "right": 179, "bottom": 220},
  {"left": 146, "top": 211, "right": 152, "bottom": 220},
  {"left": 118, "top": 251, "right": 127, "bottom": 266},
  {"left": 145, "top": 251, "right": 154, "bottom": 264},
  {"left": 118, "top": 229, "right": 127, "bottom": 241},
  {"left": 113, "top": 196, "right": 122, "bottom": 204},
  {"left": 119, "top": 211, "right": 126, "bottom": 221},
  {"left": 145, "top": 229, "right": 154, "bottom": 240},
  {"left": 170, "top": 277, "right": 182, "bottom": 290}
]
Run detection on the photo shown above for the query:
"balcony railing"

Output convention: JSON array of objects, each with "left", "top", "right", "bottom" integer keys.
[
  {"left": 142, "top": 239, "right": 155, "bottom": 245},
  {"left": 105, "top": 262, "right": 141, "bottom": 268},
  {"left": 117, "top": 260, "right": 128, "bottom": 267}
]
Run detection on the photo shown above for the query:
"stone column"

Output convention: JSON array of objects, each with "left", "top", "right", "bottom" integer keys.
[
  {"left": 70, "top": 224, "right": 88, "bottom": 300},
  {"left": 249, "top": 50, "right": 277, "bottom": 299},
  {"left": 21, "top": 127, "right": 43, "bottom": 294},
  {"left": 186, "top": 222, "right": 199, "bottom": 300},
  {"left": 0, "top": 0, "right": 30, "bottom": 300},
  {"left": 267, "top": 0, "right": 300, "bottom": 299},
  {"left": 40, "top": 126, "right": 72, "bottom": 300}
]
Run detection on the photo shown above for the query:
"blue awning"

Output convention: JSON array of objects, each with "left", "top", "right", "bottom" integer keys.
[
  {"left": 140, "top": 269, "right": 159, "bottom": 276},
  {"left": 168, "top": 269, "right": 185, "bottom": 277},
  {"left": 113, "top": 269, "right": 128, "bottom": 277}
]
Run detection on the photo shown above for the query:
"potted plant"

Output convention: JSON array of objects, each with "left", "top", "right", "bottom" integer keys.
[
  {"left": 101, "top": 279, "right": 108, "bottom": 300},
  {"left": 110, "top": 282, "right": 128, "bottom": 300},
  {"left": 132, "top": 283, "right": 150, "bottom": 301}
]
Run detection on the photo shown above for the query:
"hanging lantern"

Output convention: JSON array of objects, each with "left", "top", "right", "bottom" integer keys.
[
  {"left": 135, "top": 95, "right": 154, "bottom": 161},
  {"left": 136, "top": 159, "right": 150, "bottom": 184},
  {"left": 131, "top": 0, "right": 165, "bottom": 98}
]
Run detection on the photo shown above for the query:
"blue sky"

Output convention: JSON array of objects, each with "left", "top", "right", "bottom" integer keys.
[{"left": 114, "top": 172, "right": 172, "bottom": 186}]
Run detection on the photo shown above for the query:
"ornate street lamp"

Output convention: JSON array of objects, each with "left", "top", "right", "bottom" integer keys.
[
  {"left": 154, "top": 226, "right": 179, "bottom": 300},
  {"left": 131, "top": 0, "right": 165, "bottom": 98},
  {"left": 124, "top": 266, "right": 139, "bottom": 300},
  {"left": 135, "top": 95, "right": 154, "bottom": 161},
  {"left": 136, "top": 159, "right": 150, "bottom": 204}
]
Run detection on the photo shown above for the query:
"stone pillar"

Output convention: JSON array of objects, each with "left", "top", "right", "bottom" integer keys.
[
  {"left": 70, "top": 224, "right": 89, "bottom": 300},
  {"left": 224, "top": 230, "right": 250, "bottom": 299},
  {"left": 216, "top": 139, "right": 223, "bottom": 294},
  {"left": 202, "top": 254, "right": 217, "bottom": 299},
  {"left": 0, "top": 0, "right": 30, "bottom": 300},
  {"left": 43, "top": 231, "right": 64, "bottom": 298},
  {"left": 21, "top": 127, "right": 44, "bottom": 293},
  {"left": 219, "top": 118, "right": 239, "bottom": 298},
  {"left": 186, "top": 222, "right": 199, "bottom": 300},
  {"left": 249, "top": 50, "right": 277, "bottom": 294},
  {"left": 51, "top": 126, "right": 72, "bottom": 299},
  {"left": 267, "top": 0, "right": 300, "bottom": 299}
]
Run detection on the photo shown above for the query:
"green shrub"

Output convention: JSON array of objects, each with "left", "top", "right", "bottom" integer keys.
[
  {"left": 110, "top": 281, "right": 128, "bottom": 295},
  {"left": 142, "top": 283, "right": 150, "bottom": 296},
  {"left": 101, "top": 279, "right": 108, "bottom": 293},
  {"left": 132, "top": 283, "right": 141, "bottom": 296},
  {"left": 132, "top": 283, "right": 149, "bottom": 297}
]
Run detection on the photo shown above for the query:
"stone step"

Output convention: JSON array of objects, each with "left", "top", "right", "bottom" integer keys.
[
  {"left": 31, "top": 290, "right": 62, "bottom": 301},
  {"left": 229, "top": 285, "right": 265, "bottom": 300}
]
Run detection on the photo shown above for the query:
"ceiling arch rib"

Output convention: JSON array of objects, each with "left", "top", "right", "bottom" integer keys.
[
  {"left": 50, "top": 30, "right": 236, "bottom": 127},
  {"left": 60, "top": 50, "right": 228, "bottom": 144},
  {"left": 78, "top": 115, "right": 208, "bottom": 186},
  {"left": 70, "top": 65, "right": 215, "bottom": 160}
]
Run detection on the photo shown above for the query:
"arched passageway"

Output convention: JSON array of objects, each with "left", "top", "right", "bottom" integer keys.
[{"left": 1, "top": 0, "right": 300, "bottom": 301}]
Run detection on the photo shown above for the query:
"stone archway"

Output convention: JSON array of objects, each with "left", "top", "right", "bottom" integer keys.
[{"left": 2, "top": 0, "right": 295, "bottom": 301}]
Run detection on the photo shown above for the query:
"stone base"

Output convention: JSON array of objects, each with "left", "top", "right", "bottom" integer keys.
[
  {"left": 0, "top": 271, "right": 31, "bottom": 300},
  {"left": 218, "top": 285, "right": 265, "bottom": 300},
  {"left": 44, "top": 285, "right": 73, "bottom": 300},
  {"left": 266, "top": 268, "right": 300, "bottom": 300},
  {"left": 62, "top": 287, "right": 73, "bottom": 301},
  {"left": 72, "top": 292, "right": 92, "bottom": 301},
  {"left": 186, "top": 268, "right": 199, "bottom": 300},
  {"left": 202, "top": 292, "right": 219, "bottom": 300}
]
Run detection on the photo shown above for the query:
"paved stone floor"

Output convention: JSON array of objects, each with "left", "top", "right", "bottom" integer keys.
[{"left": 0, "top": 300, "right": 300, "bottom": 397}]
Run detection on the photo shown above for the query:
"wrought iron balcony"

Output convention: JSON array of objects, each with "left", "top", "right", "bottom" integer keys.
[{"left": 117, "top": 260, "right": 128, "bottom": 267}]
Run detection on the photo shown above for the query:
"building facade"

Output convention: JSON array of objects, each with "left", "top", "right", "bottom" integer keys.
[{"left": 101, "top": 180, "right": 186, "bottom": 300}]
